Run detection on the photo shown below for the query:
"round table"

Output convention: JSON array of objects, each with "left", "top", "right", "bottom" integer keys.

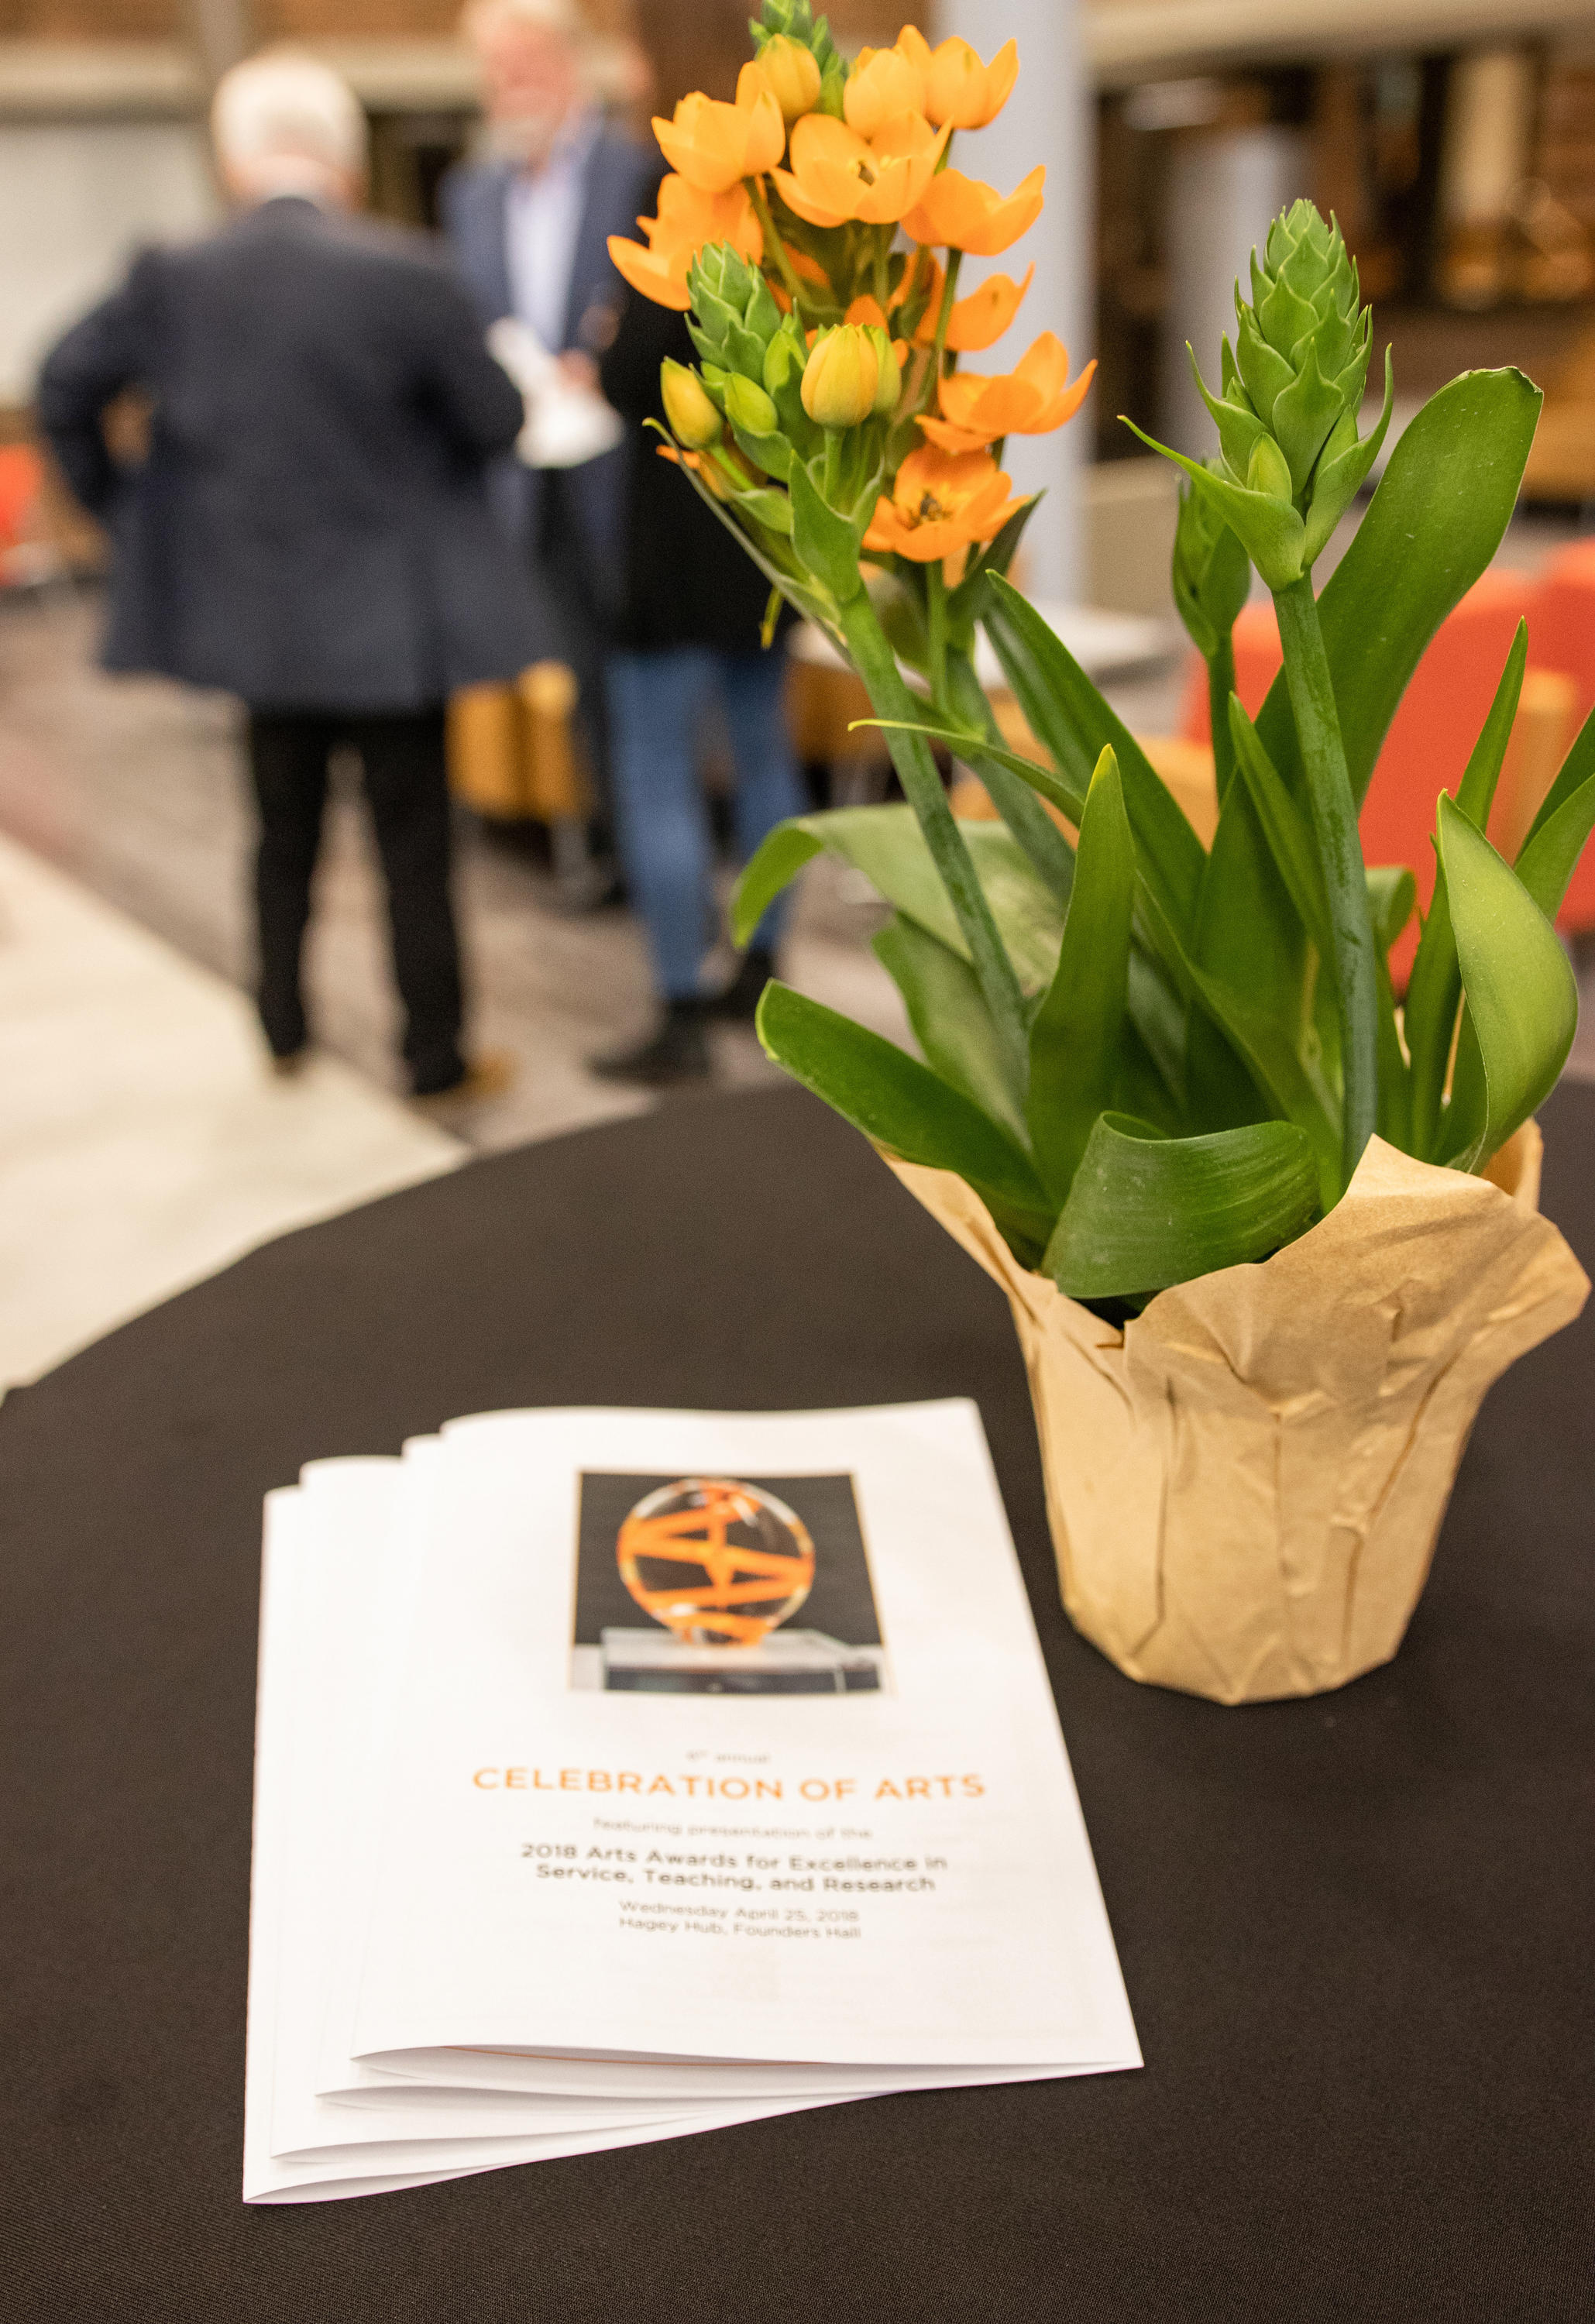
[{"left": 5, "top": 1082, "right": 1592, "bottom": 2321}]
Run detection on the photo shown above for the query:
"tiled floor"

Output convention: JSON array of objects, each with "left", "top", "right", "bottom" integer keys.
[
  {"left": 0, "top": 829, "right": 462, "bottom": 1384},
  {"left": 0, "top": 586, "right": 920, "bottom": 1159}
]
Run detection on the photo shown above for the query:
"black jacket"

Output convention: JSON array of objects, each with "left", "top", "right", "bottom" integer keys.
[
  {"left": 598, "top": 276, "right": 787, "bottom": 655},
  {"left": 37, "top": 198, "right": 538, "bottom": 711}
]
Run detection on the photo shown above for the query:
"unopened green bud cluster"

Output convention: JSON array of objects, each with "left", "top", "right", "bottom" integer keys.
[{"left": 1160, "top": 200, "right": 1396, "bottom": 592}]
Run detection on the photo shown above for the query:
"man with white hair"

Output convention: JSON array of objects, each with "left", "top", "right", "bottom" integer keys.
[
  {"left": 38, "top": 50, "right": 534, "bottom": 1101},
  {"left": 442, "top": 0, "right": 650, "bottom": 890}
]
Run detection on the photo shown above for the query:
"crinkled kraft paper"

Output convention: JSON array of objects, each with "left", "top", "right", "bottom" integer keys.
[{"left": 883, "top": 1123, "right": 1588, "bottom": 1704}]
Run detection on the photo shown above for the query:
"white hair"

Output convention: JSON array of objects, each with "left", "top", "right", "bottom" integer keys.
[
  {"left": 211, "top": 50, "right": 368, "bottom": 183},
  {"left": 461, "top": 0, "right": 592, "bottom": 46}
]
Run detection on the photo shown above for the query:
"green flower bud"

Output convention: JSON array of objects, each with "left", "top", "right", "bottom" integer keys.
[
  {"left": 724, "top": 373, "right": 779, "bottom": 438},
  {"left": 687, "top": 243, "right": 785, "bottom": 383},
  {"left": 1246, "top": 434, "right": 1293, "bottom": 502},
  {"left": 864, "top": 325, "right": 900, "bottom": 416},
  {"left": 763, "top": 328, "right": 800, "bottom": 396},
  {"left": 660, "top": 359, "right": 722, "bottom": 450},
  {"left": 751, "top": 0, "right": 849, "bottom": 120},
  {"left": 1172, "top": 464, "right": 1250, "bottom": 661},
  {"left": 800, "top": 325, "right": 879, "bottom": 429},
  {"left": 1150, "top": 198, "right": 1394, "bottom": 586}
]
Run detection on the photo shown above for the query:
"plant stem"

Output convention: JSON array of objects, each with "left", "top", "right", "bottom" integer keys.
[
  {"left": 1274, "top": 574, "right": 1377, "bottom": 1188},
  {"left": 925, "top": 559, "right": 949, "bottom": 700},
  {"left": 839, "top": 589, "right": 1029, "bottom": 1093},
  {"left": 822, "top": 431, "right": 842, "bottom": 505},
  {"left": 1207, "top": 630, "right": 1237, "bottom": 801},
  {"left": 871, "top": 232, "right": 890, "bottom": 315},
  {"left": 926, "top": 249, "right": 963, "bottom": 393},
  {"left": 746, "top": 175, "right": 808, "bottom": 315}
]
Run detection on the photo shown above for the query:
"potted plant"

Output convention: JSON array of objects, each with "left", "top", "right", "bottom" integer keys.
[{"left": 610, "top": 3, "right": 1592, "bottom": 1702}]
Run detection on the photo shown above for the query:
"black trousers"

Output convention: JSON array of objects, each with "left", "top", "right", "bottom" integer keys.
[{"left": 246, "top": 706, "right": 466, "bottom": 1095}]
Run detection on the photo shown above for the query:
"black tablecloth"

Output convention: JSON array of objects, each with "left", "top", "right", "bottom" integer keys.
[{"left": 5, "top": 1081, "right": 1593, "bottom": 2321}]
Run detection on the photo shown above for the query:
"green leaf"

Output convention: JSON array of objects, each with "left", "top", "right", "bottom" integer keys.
[
  {"left": 983, "top": 573, "right": 1208, "bottom": 941},
  {"left": 1140, "top": 879, "right": 1340, "bottom": 1201},
  {"left": 1521, "top": 700, "right": 1595, "bottom": 856},
  {"left": 789, "top": 459, "right": 865, "bottom": 604},
  {"left": 1254, "top": 369, "right": 1544, "bottom": 811},
  {"left": 1366, "top": 864, "right": 1416, "bottom": 953},
  {"left": 1374, "top": 947, "right": 1412, "bottom": 1153},
  {"left": 1436, "top": 794, "right": 1578, "bottom": 1171},
  {"left": 731, "top": 821, "right": 824, "bottom": 945},
  {"left": 1459, "top": 618, "right": 1528, "bottom": 827},
  {"left": 730, "top": 485, "right": 794, "bottom": 536},
  {"left": 730, "top": 422, "right": 794, "bottom": 481},
  {"left": 755, "top": 980, "right": 1054, "bottom": 1260},
  {"left": 872, "top": 915, "right": 1027, "bottom": 1143},
  {"left": 1516, "top": 769, "right": 1595, "bottom": 923},
  {"left": 853, "top": 713, "right": 1086, "bottom": 825},
  {"left": 1026, "top": 748, "right": 1135, "bottom": 1206},
  {"left": 1403, "top": 621, "right": 1531, "bottom": 1157},
  {"left": 1300, "top": 349, "right": 1394, "bottom": 568},
  {"left": 941, "top": 644, "right": 1076, "bottom": 900},
  {"left": 1042, "top": 1113, "right": 1321, "bottom": 1303},
  {"left": 731, "top": 806, "right": 1064, "bottom": 994},
  {"left": 1120, "top": 418, "right": 1307, "bottom": 592},
  {"left": 961, "top": 822, "right": 1068, "bottom": 995},
  {"left": 1227, "top": 697, "right": 1330, "bottom": 955}
]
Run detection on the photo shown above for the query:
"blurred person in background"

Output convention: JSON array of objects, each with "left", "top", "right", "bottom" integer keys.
[
  {"left": 587, "top": 0, "right": 804, "bottom": 1087},
  {"left": 444, "top": 0, "right": 650, "bottom": 896},
  {"left": 36, "top": 50, "right": 535, "bottom": 1102}
]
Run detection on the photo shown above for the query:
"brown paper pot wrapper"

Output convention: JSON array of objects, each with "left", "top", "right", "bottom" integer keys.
[{"left": 884, "top": 1123, "right": 1589, "bottom": 1704}]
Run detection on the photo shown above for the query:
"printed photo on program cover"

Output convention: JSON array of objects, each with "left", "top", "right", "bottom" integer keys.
[{"left": 569, "top": 1471, "right": 890, "bottom": 1697}]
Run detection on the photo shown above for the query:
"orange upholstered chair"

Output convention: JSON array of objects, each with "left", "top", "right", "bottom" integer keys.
[{"left": 1176, "top": 570, "right": 1578, "bottom": 975}]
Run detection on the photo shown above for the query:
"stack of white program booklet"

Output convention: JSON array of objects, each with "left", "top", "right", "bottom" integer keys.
[{"left": 245, "top": 1399, "right": 1140, "bottom": 2202}]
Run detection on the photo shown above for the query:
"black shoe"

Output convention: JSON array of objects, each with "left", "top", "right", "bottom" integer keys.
[
  {"left": 590, "top": 1001, "right": 712, "bottom": 1087},
  {"left": 710, "top": 947, "right": 776, "bottom": 1022}
]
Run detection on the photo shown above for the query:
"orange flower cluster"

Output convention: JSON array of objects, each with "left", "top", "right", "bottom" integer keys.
[
  {"left": 863, "top": 445, "right": 1026, "bottom": 563},
  {"left": 609, "top": 175, "right": 761, "bottom": 312},
  {"left": 620, "top": 16, "right": 1095, "bottom": 579}
]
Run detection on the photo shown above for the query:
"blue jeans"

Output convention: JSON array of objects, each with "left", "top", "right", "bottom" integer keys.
[{"left": 605, "top": 645, "right": 805, "bottom": 1002}]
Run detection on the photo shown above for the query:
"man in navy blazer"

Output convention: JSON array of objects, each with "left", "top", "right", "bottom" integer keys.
[
  {"left": 442, "top": 0, "right": 650, "bottom": 856},
  {"left": 38, "top": 51, "right": 536, "bottom": 1098}
]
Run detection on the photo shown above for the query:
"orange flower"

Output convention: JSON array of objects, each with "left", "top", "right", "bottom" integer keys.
[
  {"left": 911, "top": 262, "right": 1035, "bottom": 352},
  {"left": 918, "top": 333, "right": 1095, "bottom": 452},
  {"left": 902, "top": 164, "right": 1045, "bottom": 256},
  {"left": 774, "top": 109, "right": 947, "bottom": 229},
  {"left": 654, "top": 62, "right": 785, "bottom": 196},
  {"left": 843, "top": 41, "right": 926, "bottom": 138},
  {"left": 844, "top": 294, "right": 888, "bottom": 328},
  {"left": 607, "top": 177, "right": 761, "bottom": 311},
  {"left": 923, "top": 36, "right": 1018, "bottom": 129},
  {"left": 863, "top": 444, "right": 1026, "bottom": 562}
]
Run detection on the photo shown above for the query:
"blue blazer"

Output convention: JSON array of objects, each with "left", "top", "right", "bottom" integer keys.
[
  {"left": 439, "top": 130, "right": 651, "bottom": 610},
  {"left": 37, "top": 199, "right": 540, "bottom": 711}
]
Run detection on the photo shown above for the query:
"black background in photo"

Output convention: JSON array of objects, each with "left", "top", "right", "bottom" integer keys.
[{"left": 573, "top": 1472, "right": 881, "bottom": 1649}]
